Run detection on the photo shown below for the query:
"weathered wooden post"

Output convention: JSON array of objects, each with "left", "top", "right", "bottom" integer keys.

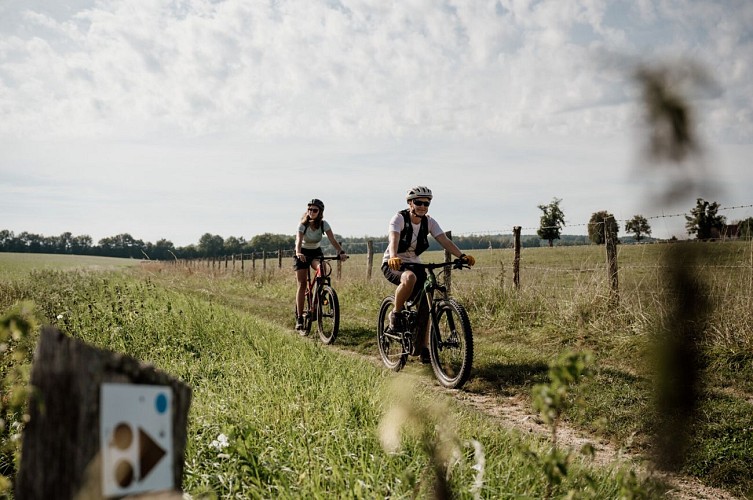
[
  {"left": 16, "top": 326, "right": 191, "bottom": 499},
  {"left": 513, "top": 226, "right": 521, "bottom": 290},
  {"left": 366, "top": 240, "right": 374, "bottom": 280},
  {"left": 605, "top": 219, "right": 619, "bottom": 305},
  {"left": 278, "top": 248, "right": 283, "bottom": 269}
]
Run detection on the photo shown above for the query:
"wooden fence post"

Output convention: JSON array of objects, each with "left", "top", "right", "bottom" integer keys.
[
  {"left": 278, "top": 248, "right": 283, "bottom": 269},
  {"left": 605, "top": 218, "right": 619, "bottom": 305},
  {"left": 513, "top": 226, "right": 521, "bottom": 290},
  {"left": 366, "top": 240, "right": 374, "bottom": 280},
  {"left": 16, "top": 326, "right": 191, "bottom": 499}
]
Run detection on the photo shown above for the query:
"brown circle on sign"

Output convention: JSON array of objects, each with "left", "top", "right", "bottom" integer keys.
[
  {"left": 114, "top": 459, "right": 134, "bottom": 487},
  {"left": 113, "top": 422, "right": 133, "bottom": 450}
]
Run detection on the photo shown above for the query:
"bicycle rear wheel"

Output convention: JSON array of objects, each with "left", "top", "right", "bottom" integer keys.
[
  {"left": 377, "top": 296, "right": 407, "bottom": 371},
  {"left": 429, "top": 299, "right": 473, "bottom": 389},
  {"left": 317, "top": 285, "right": 339, "bottom": 345}
]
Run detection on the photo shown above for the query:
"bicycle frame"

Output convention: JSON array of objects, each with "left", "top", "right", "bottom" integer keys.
[
  {"left": 400, "top": 263, "right": 450, "bottom": 351},
  {"left": 298, "top": 256, "right": 342, "bottom": 344}
]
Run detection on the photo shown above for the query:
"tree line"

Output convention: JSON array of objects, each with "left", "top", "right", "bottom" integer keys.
[
  {"left": 2, "top": 198, "right": 750, "bottom": 260},
  {"left": 0, "top": 228, "right": 590, "bottom": 261}
]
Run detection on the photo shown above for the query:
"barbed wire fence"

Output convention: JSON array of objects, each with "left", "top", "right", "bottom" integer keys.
[{"left": 162, "top": 204, "right": 752, "bottom": 305}]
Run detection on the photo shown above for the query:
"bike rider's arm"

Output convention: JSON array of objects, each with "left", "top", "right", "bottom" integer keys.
[
  {"left": 435, "top": 233, "right": 475, "bottom": 266},
  {"left": 325, "top": 228, "right": 348, "bottom": 260},
  {"left": 295, "top": 231, "right": 306, "bottom": 262},
  {"left": 387, "top": 230, "right": 402, "bottom": 270},
  {"left": 434, "top": 233, "right": 463, "bottom": 259}
]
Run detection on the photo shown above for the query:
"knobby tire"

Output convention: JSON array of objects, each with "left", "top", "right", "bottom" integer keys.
[
  {"left": 317, "top": 285, "right": 339, "bottom": 345},
  {"left": 429, "top": 299, "right": 473, "bottom": 389}
]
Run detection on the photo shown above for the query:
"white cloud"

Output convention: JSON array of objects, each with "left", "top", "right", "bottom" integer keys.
[{"left": 1, "top": 0, "right": 751, "bottom": 245}]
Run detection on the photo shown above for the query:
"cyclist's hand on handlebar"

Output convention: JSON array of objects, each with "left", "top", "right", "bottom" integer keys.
[
  {"left": 296, "top": 252, "right": 306, "bottom": 262},
  {"left": 339, "top": 251, "right": 349, "bottom": 261},
  {"left": 460, "top": 254, "right": 475, "bottom": 266},
  {"left": 388, "top": 257, "right": 402, "bottom": 271}
]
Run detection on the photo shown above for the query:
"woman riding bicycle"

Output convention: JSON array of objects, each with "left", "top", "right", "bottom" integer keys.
[
  {"left": 382, "top": 186, "right": 475, "bottom": 360},
  {"left": 294, "top": 198, "right": 347, "bottom": 332}
]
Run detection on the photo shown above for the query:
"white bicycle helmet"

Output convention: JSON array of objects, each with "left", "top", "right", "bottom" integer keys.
[{"left": 406, "top": 186, "right": 433, "bottom": 201}]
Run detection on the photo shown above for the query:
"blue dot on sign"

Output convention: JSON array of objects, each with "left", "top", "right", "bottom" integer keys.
[{"left": 155, "top": 393, "right": 168, "bottom": 414}]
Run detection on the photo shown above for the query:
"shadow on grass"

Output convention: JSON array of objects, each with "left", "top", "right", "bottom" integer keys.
[
  {"left": 330, "top": 325, "right": 378, "bottom": 353},
  {"left": 471, "top": 361, "right": 550, "bottom": 390}
]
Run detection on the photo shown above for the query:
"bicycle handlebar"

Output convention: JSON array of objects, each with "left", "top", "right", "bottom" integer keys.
[
  {"left": 401, "top": 258, "right": 471, "bottom": 271},
  {"left": 317, "top": 255, "right": 348, "bottom": 261}
]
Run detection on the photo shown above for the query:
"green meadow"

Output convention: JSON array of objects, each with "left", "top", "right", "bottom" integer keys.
[{"left": 2, "top": 241, "right": 752, "bottom": 498}]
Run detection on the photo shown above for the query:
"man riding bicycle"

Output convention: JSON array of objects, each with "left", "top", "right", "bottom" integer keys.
[{"left": 381, "top": 186, "right": 475, "bottom": 361}]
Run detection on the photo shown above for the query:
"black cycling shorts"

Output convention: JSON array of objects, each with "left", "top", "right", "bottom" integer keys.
[
  {"left": 381, "top": 262, "right": 427, "bottom": 289},
  {"left": 294, "top": 247, "right": 324, "bottom": 270}
]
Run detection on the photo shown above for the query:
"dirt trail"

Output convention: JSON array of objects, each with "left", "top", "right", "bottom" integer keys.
[
  {"left": 456, "top": 389, "right": 739, "bottom": 500},
  {"left": 338, "top": 346, "right": 739, "bottom": 500}
]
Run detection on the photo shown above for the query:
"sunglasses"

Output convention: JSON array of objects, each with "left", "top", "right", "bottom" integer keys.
[
  {"left": 412, "top": 200, "right": 430, "bottom": 207},
  {"left": 308, "top": 207, "right": 320, "bottom": 213}
]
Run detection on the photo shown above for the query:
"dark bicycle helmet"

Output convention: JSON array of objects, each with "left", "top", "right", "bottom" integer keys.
[
  {"left": 406, "top": 186, "right": 433, "bottom": 201},
  {"left": 308, "top": 198, "right": 325, "bottom": 210}
]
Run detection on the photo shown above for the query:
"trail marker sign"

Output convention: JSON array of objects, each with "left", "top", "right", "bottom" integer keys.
[
  {"left": 15, "top": 327, "right": 191, "bottom": 500},
  {"left": 100, "top": 383, "right": 173, "bottom": 496}
]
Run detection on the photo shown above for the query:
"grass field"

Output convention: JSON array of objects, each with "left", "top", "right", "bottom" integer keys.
[
  {"left": 0, "top": 252, "right": 140, "bottom": 281},
  {"left": 2, "top": 242, "right": 752, "bottom": 497}
]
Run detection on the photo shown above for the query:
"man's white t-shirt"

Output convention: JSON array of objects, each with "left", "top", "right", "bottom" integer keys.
[{"left": 382, "top": 213, "right": 444, "bottom": 264}]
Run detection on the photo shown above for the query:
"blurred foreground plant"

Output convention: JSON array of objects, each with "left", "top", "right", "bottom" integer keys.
[
  {"left": 378, "top": 381, "right": 485, "bottom": 499},
  {"left": 530, "top": 350, "right": 594, "bottom": 499},
  {"left": 1, "top": 302, "right": 39, "bottom": 494}
]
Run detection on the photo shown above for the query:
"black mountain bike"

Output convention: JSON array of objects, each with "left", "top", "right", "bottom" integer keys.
[
  {"left": 297, "top": 256, "right": 342, "bottom": 344},
  {"left": 376, "top": 258, "right": 473, "bottom": 389}
]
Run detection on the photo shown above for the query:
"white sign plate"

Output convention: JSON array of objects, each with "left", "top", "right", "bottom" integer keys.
[{"left": 100, "top": 383, "right": 173, "bottom": 497}]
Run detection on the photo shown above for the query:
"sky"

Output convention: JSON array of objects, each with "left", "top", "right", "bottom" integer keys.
[{"left": 1, "top": 0, "right": 752, "bottom": 248}]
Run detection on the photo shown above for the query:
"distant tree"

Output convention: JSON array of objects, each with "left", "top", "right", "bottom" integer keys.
[
  {"left": 737, "top": 217, "right": 753, "bottom": 240},
  {"left": 223, "top": 236, "right": 245, "bottom": 255},
  {"left": 249, "top": 233, "right": 295, "bottom": 253},
  {"left": 588, "top": 211, "right": 619, "bottom": 245},
  {"left": 145, "top": 239, "right": 176, "bottom": 260},
  {"left": 198, "top": 233, "right": 225, "bottom": 257},
  {"left": 71, "top": 234, "right": 93, "bottom": 254},
  {"left": 685, "top": 198, "right": 726, "bottom": 240},
  {"left": 537, "top": 198, "right": 566, "bottom": 247},
  {"left": 98, "top": 233, "right": 145, "bottom": 258},
  {"left": 19, "top": 232, "right": 43, "bottom": 253},
  {"left": 625, "top": 215, "right": 652, "bottom": 241}
]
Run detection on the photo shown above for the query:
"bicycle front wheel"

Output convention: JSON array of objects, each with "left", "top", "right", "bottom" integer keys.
[
  {"left": 429, "top": 299, "right": 473, "bottom": 389},
  {"left": 317, "top": 285, "right": 339, "bottom": 345}
]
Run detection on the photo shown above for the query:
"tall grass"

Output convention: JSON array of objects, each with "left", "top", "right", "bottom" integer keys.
[
  {"left": 144, "top": 241, "right": 753, "bottom": 495},
  {"left": 0, "top": 267, "right": 659, "bottom": 498}
]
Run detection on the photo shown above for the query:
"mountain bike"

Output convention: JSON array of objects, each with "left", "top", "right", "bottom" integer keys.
[
  {"left": 376, "top": 258, "right": 473, "bottom": 389},
  {"left": 296, "top": 256, "right": 343, "bottom": 344}
]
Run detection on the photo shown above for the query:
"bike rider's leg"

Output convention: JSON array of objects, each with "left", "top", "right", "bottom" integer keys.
[
  {"left": 390, "top": 270, "right": 416, "bottom": 330},
  {"left": 394, "top": 270, "right": 416, "bottom": 311},
  {"left": 295, "top": 268, "right": 308, "bottom": 330}
]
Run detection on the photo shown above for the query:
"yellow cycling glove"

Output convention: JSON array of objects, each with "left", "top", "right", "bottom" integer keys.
[
  {"left": 388, "top": 257, "right": 402, "bottom": 271},
  {"left": 460, "top": 254, "right": 476, "bottom": 266}
]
